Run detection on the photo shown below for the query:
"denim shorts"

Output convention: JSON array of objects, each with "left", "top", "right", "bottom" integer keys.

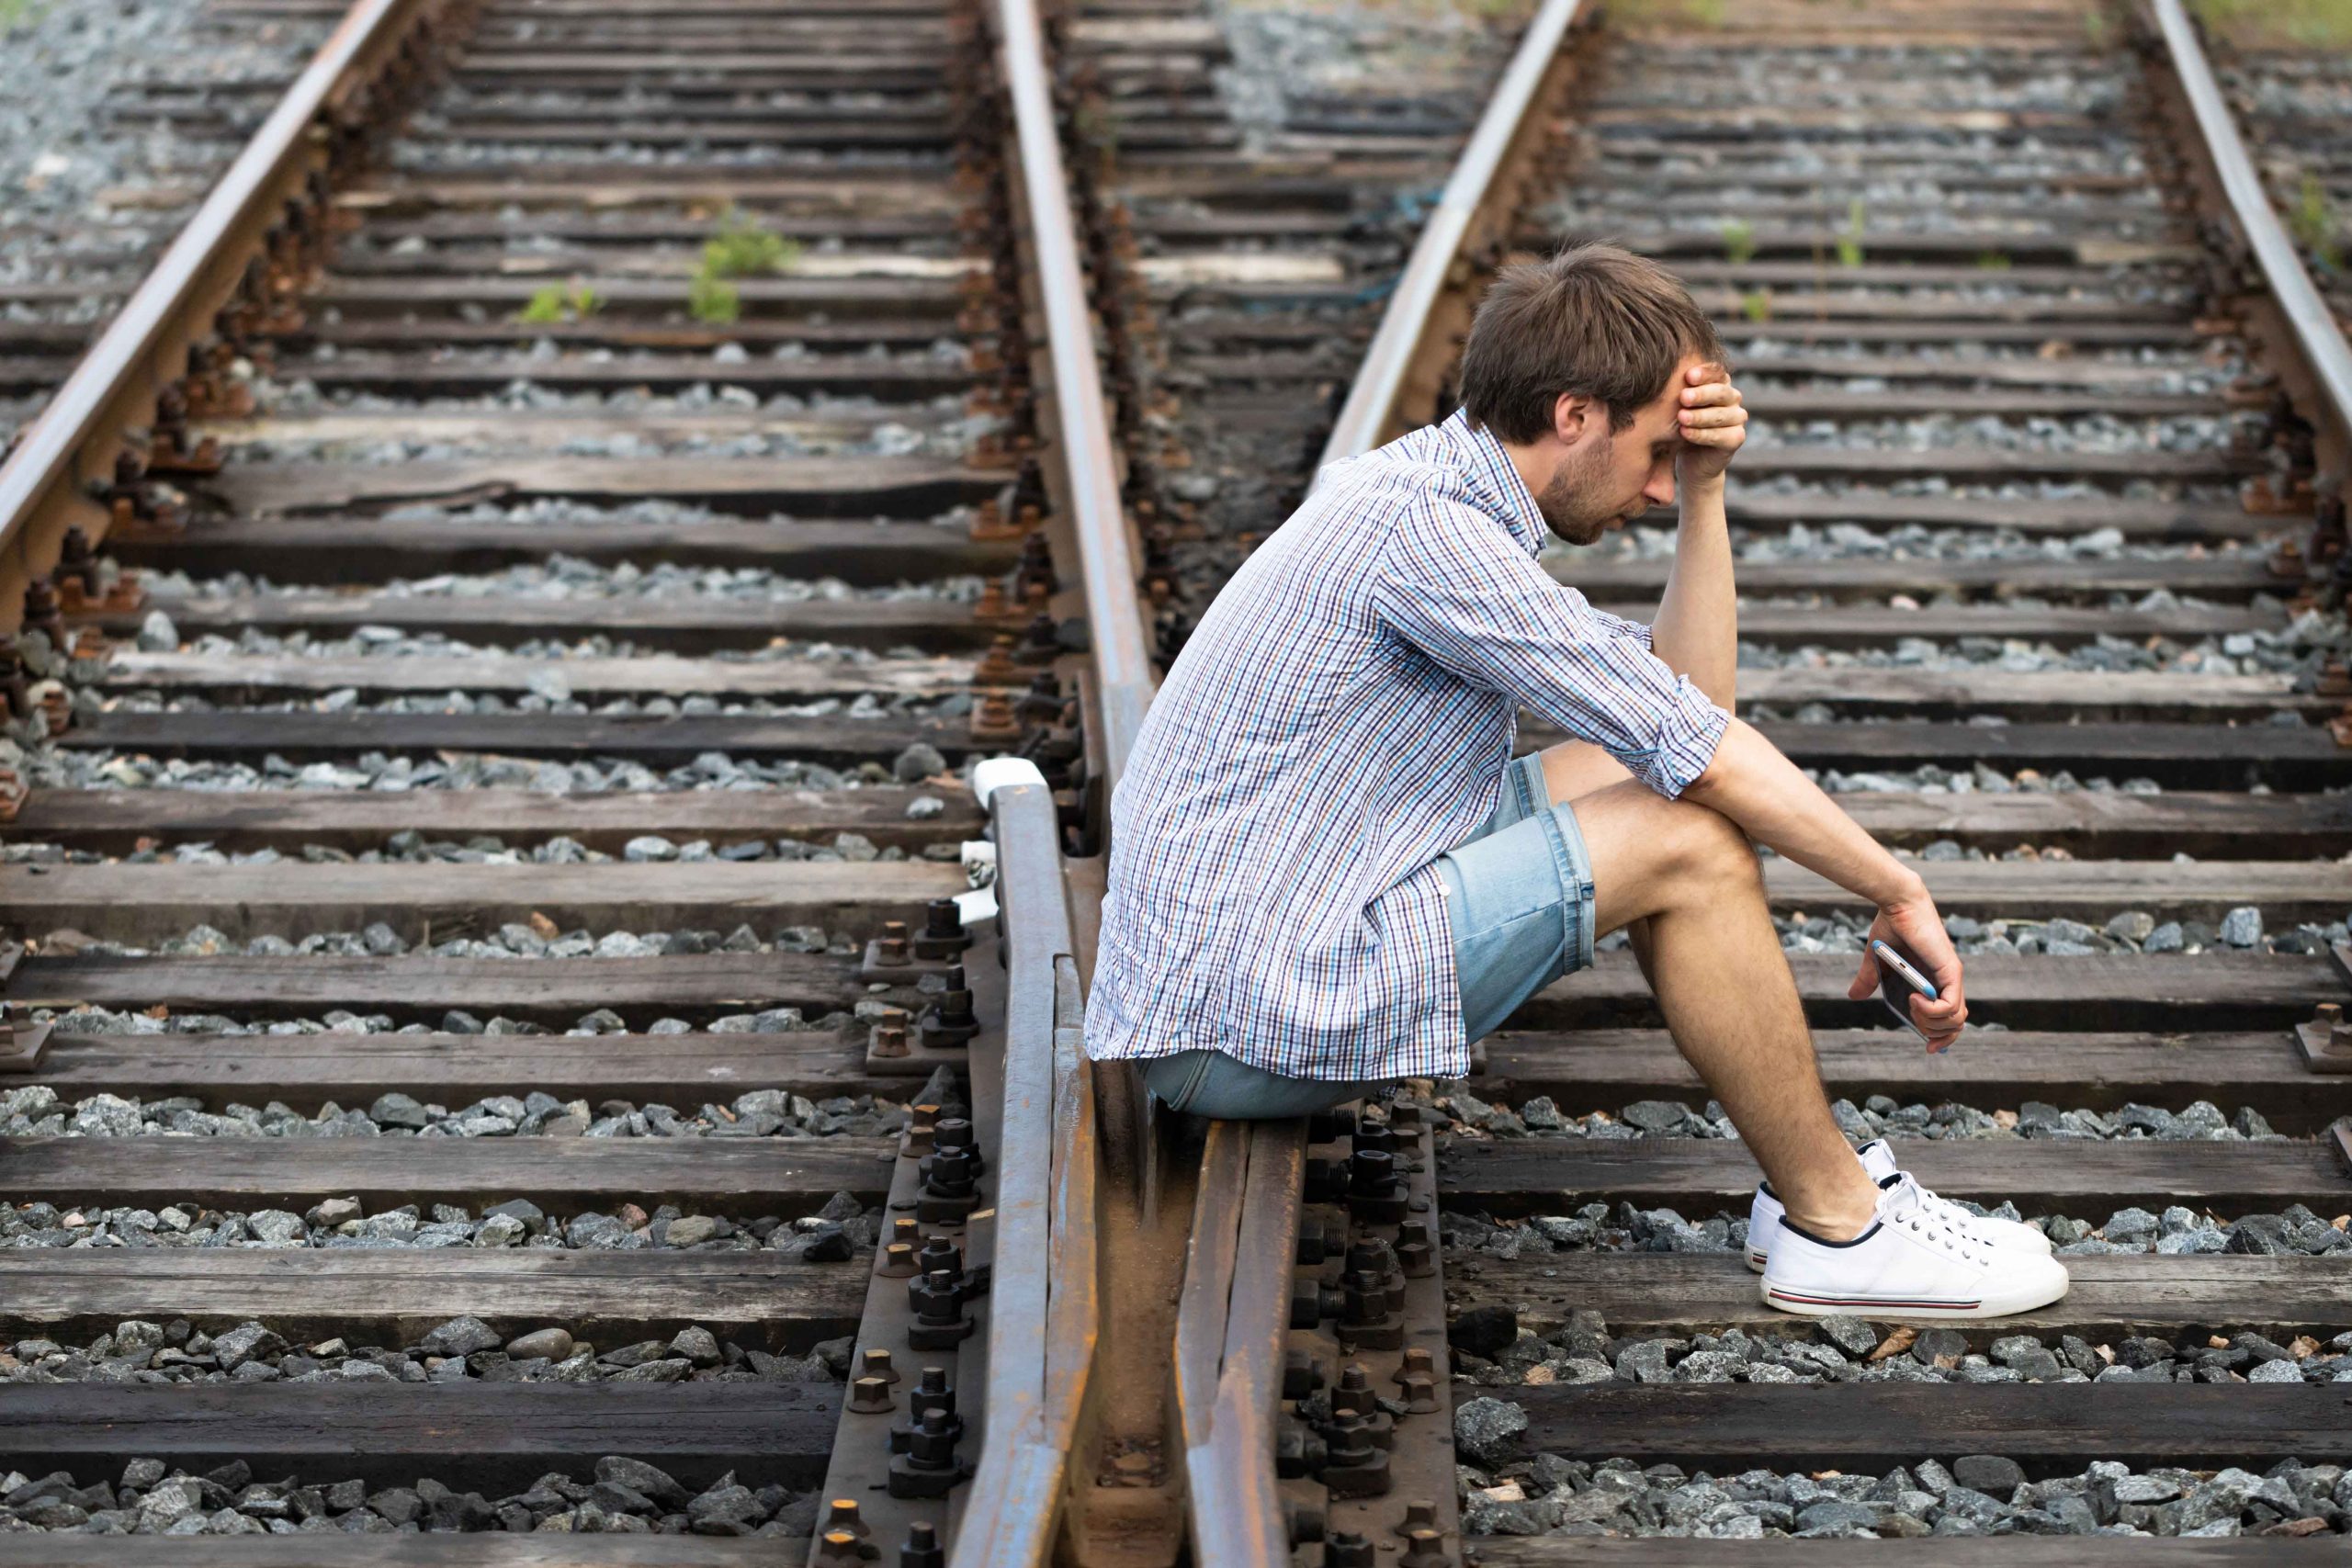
[
  {"left": 1141, "top": 752, "right": 1595, "bottom": 1116},
  {"left": 1434, "top": 750, "right": 1598, "bottom": 1043},
  {"left": 1142, "top": 1048, "right": 1383, "bottom": 1119}
]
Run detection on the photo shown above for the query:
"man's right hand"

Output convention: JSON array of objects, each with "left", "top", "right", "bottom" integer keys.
[{"left": 1849, "top": 893, "right": 1968, "bottom": 1053}]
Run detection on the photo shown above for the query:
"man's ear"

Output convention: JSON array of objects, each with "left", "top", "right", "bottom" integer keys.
[{"left": 1552, "top": 391, "right": 1600, "bottom": 446}]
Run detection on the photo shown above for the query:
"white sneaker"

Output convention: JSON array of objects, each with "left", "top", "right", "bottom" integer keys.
[
  {"left": 1761, "top": 1174, "right": 2072, "bottom": 1320},
  {"left": 1745, "top": 1138, "right": 2052, "bottom": 1271}
]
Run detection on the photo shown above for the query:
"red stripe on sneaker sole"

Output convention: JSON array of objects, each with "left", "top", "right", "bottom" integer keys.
[{"left": 1766, "top": 1288, "right": 1981, "bottom": 1309}]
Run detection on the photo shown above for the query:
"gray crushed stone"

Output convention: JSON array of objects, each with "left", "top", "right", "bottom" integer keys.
[
  {"left": 1456, "top": 1451, "right": 2352, "bottom": 1539},
  {"left": 1442, "top": 1200, "right": 2352, "bottom": 1261},
  {"left": 0, "top": 1192, "right": 884, "bottom": 1257},
  {"left": 1452, "top": 1307, "right": 2352, "bottom": 1393},
  {"left": 0, "top": 1316, "right": 851, "bottom": 1388},
  {"left": 0, "top": 1084, "right": 911, "bottom": 1142},
  {"left": 130, "top": 561, "right": 985, "bottom": 604},
  {"left": 6, "top": 820, "right": 959, "bottom": 871},
  {"left": 1732, "top": 906, "right": 2346, "bottom": 959},
  {"left": 31, "top": 920, "right": 883, "bottom": 960},
  {"left": 14, "top": 741, "right": 955, "bottom": 795},
  {"left": 1439, "top": 1091, "right": 2287, "bottom": 1145},
  {"left": 0, "top": 1456, "right": 816, "bottom": 1536}
]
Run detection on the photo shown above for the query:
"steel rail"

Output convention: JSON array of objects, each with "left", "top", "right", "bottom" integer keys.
[
  {"left": 953, "top": 779, "right": 1094, "bottom": 1565},
  {"left": 1316, "top": 0, "right": 1589, "bottom": 471},
  {"left": 2149, "top": 0, "right": 2352, "bottom": 473},
  {"left": 947, "top": 0, "right": 1133, "bottom": 1557},
  {"left": 1175, "top": 1119, "right": 1306, "bottom": 1565},
  {"left": 0, "top": 0, "right": 452, "bottom": 635},
  {"left": 990, "top": 0, "right": 1155, "bottom": 800}
]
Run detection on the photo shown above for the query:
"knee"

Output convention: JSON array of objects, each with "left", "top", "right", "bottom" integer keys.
[{"left": 1663, "top": 797, "right": 1759, "bottom": 890}]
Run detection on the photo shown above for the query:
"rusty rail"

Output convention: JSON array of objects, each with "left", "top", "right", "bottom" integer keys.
[
  {"left": 1316, "top": 0, "right": 1592, "bottom": 470},
  {"left": 952, "top": 775, "right": 1095, "bottom": 1563},
  {"left": 1174, "top": 1119, "right": 1306, "bottom": 1564},
  {"left": 946, "top": 0, "right": 1137, "bottom": 1556},
  {"left": 0, "top": 0, "right": 455, "bottom": 637},
  {"left": 2149, "top": 0, "right": 2352, "bottom": 470},
  {"left": 990, "top": 0, "right": 1155, "bottom": 801}
]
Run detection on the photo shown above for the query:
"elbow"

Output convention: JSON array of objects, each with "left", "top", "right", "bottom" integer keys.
[{"left": 1678, "top": 716, "right": 1744, "bottom": 804}]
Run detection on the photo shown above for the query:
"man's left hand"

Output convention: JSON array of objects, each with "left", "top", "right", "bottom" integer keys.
[{"left": 1675, "top": 362, "right": 1747, "bottom": 486}]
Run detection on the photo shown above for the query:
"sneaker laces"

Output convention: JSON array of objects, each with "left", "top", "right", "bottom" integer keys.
[
  {"left": 1906, "top": 1176, "right": 2005, "bottom": 1246},
  {"left": 1883, "top": 1176, "right": 1991, "bottom": 1267}
]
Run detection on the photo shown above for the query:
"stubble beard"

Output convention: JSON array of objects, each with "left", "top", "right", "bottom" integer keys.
[{"left": 1532, "top": 438, "right": 1631, "bottom": 547}]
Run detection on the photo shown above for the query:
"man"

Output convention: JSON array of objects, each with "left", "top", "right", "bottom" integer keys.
[{"left": 1085, "top": 243, "right": 2068, "bottom": 1319}]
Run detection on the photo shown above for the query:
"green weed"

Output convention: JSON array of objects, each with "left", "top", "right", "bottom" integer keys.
[
  {"left": 2290, "top": 173, "right": 2343, "bottom": 270},
  {"left": 515, "top": 282, "right": 603, "bottom": 324},
  {"left": 688, "top": 273, "right": 741, "bottom": 325},
  {"left": 1739, "top": 287, "right": 1774, "bottom": 324},
  {"left": 1722, "top": 219, "right": 1758, "bottom": 266},
  {"left": 1834, "top": 197, "right": 1865, "bottom": 269},
  {"left": 701, "top": 209, "right": 801, "bottom": 281},
  {"left": 1974, "top": 249, "right": 2011, "bottom": 271},
  {"left": 2193, "top": 0, "right": 2352, "bottom": 47},
  {"left": 684, "top": 209, "right": 796, "bottom": 326}
]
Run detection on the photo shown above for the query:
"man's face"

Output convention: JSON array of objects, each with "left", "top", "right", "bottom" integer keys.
[{"left": 1531, "top": 354, "right": 1702, "bottom": 546}]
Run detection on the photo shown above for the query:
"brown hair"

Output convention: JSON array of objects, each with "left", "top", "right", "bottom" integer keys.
[{"left": 1458, "top": 243, "right": 1724, "bottom": 442}]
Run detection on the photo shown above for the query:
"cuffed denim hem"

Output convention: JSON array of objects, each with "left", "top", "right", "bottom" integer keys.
[
  {"left": 1436, "top": 750, "right": 1600, "bottom": 1045},
  {"left": 1143, "top": 1048, "right": 1387, "bottom": 1119}
]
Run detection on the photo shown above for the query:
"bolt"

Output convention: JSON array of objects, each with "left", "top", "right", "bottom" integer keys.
[
  {"left": 1397, "top": 1500, "right": 1439, "bottom": 1534},
  {"left": 917, "top": 1233, "right": 963, "bottom": 1276},
  {"left": 913, "top": 1365, "right": 957, "bottom": 1420},
  {"left": 850, "top": 1375, "right": 895, "bottom": 1415},
  {"left": 876, "top": 920, "right": 910, "bottom": 964},
  {"left": 872, "top": 1010, "right": 910, "bottom": 1059},
  {"left": 820, "top": 1498, "right": 870, "bottom": 1538},
  {"left": 861, "top": 1348, "right": 900, "bottom": 1385},
  {"left": 1398, "top": 1526, "right": 1449, "bottom": 1567},
  {"left": 1324, "top": 1531, "right": 1375, "bottom": 1568},
  {"left": 899, "top": 1521, "right": 946, "bottom": 1568},
  {"left": 1396, "top": 1221, "right": 1435, "bottom": 1277},
  {"left": 1350, "top": 1146, "right": 1398, "bottom": 1192},
  {"left": 908, "top": 1406, "right": 959, "bottom": 1469},
  {"left": 814, "top": 1529, "right": 866, "bottom": 1566},
  {"left": 911, "top": 1269, "right": 968, "bottom": 1330},
  {"left": 976, "top": 635, "right": 1019, "bottom": 684}
]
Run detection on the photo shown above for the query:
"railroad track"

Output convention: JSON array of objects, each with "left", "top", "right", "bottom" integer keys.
[{"left": 0, "top": 0, "right": 2348, "bottom": 1562}]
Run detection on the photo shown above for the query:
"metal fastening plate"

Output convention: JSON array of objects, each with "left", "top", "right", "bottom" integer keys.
[
  {"left": 1283, "top": 1102, "right": 1462, "bottom": 1566},
  {"left": 802, "top": 934, "right": 1011, "bottom": 1563}
]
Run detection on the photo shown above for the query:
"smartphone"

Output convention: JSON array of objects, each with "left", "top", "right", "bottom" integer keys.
[{"left": 1871, "top": 937, "right": 1939, "bottom": 1040}]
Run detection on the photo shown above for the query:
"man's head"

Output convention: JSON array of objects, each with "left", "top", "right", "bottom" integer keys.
[{"left": 1458, "top": 243, "right": 1726, "bottom": 546}]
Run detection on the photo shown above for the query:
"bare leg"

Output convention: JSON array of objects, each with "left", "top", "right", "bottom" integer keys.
[
  {"left": 1535, "top": 744, "right": 1877, "bottom": 1240},
  {"left": 1536, "top": 744, "right": 1661, "bottom": 988}
]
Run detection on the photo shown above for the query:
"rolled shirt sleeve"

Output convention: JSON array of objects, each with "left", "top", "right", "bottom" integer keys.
[{"left": 1373, "top": 497, "right": 1729, "bottom": 798}]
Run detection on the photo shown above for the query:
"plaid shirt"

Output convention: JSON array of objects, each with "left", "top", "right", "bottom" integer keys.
[{"left": 1086, "top": 410, "right": 1730, "bottom": 1080}]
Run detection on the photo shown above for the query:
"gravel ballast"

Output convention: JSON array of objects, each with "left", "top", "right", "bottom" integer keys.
[
  {"left": 0, "top": 1316, "right": 849, "bottom": 1388},
  {"left": 0, "top": 1085, "right": 911, "bottom": 1142},
  {"left": 0, "top": 1193, "right": 884, "bottom": 1257},
  {"left": 1453, "top": 1445, "right": 2352, "bottom": 1540},
  {"left": 1439, "top": 1091, "right": 2290, "bottom": 1144},
  {"left": 1442, "top": 1200, "right": 2352, "bottom": 1262},
  {"left": 0, "top": 1456, "right": 815, "bottom": 1536},
  {"left": 1448, "top": 1308, "right": 2352, "bottom": 1393}
]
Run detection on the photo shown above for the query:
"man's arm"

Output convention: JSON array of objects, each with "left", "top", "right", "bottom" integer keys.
[
  {"left": 1682, "top": 720, "right": 1970, "bottom": 1050},
  {"left": 1647, "top": 362, "right": 1745, "bottom": 711}
]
